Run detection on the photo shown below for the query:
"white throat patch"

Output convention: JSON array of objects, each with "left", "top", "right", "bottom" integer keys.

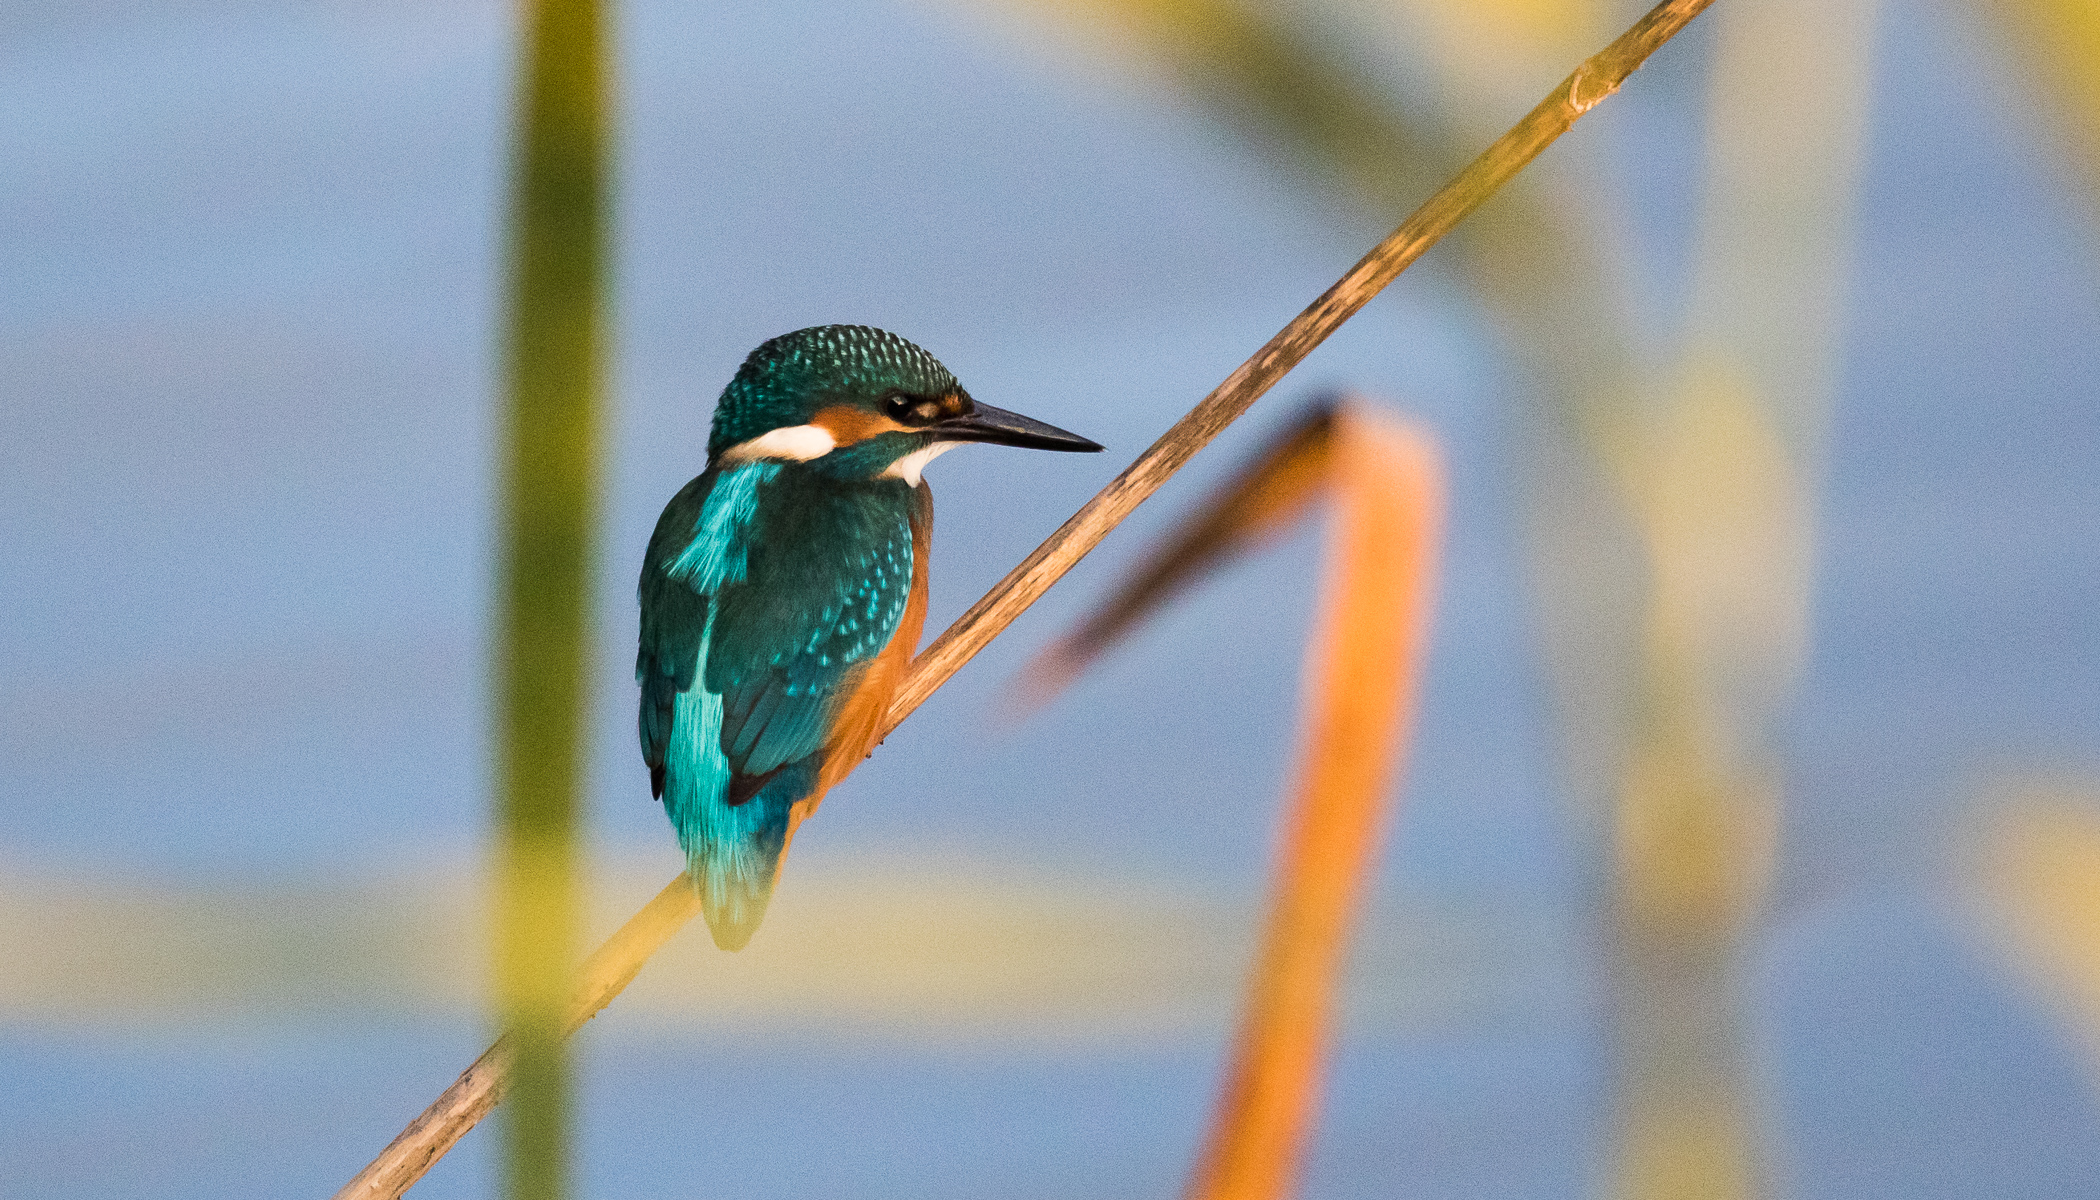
[
  {"left": 883, "top": 440, "right": 960, "bottom": 487},
  {"left": 718, "top": 424, "right": 838, "bottom": 464}
]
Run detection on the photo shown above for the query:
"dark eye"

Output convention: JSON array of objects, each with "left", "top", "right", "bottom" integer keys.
[{"left": 885, "top": 394, "right": 945, "bottom": 426}]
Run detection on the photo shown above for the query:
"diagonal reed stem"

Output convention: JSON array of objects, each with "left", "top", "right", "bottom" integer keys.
[{"left": 329, "top": 3, "right": 1712, "bottom": 1195}]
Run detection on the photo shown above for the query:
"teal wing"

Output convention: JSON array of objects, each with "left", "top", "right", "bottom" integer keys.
[
  {"left": 636, "top": 462, "right": 917, "bottom": 948},
  {"left": 635, "top": 466, "right": 744, "bottom": 807},
  {"left": 705, "top": 472, "right": 918, "bottom": 783}
]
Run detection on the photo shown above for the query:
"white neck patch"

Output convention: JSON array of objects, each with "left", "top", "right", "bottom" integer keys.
[
  {"left": 718, "top": 424, "right": 837, "bottom": 464},
  {"left": 883, "top": 440, "right": 960, "bottom": 487}
]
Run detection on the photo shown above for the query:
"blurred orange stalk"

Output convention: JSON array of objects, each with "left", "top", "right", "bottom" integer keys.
[
  {"left": 1025, "top": 402, "right": 1444, "bottom": 1200},
  {"left": 1189, "top": 408, "right": 1442, "bottom": 1200}
]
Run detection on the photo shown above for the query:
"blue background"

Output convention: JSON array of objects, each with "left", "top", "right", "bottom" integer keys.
[{"left": 5, "top": 0, "right": 2100, "bottom": 1196}]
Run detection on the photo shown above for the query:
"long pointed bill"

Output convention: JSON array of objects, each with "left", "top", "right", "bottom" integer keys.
[{"left": 936, "top": 403, "right": 1104, "bottom": 452}]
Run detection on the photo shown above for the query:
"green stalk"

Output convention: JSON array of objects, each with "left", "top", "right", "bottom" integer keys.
[{"left": 495, "top": 1, "right": 607, "bottom": 1198}]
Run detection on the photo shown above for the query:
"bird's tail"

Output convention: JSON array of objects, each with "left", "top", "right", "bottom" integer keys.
[{"left": 669, "top": 757, "right": 818, "bottom": 951}]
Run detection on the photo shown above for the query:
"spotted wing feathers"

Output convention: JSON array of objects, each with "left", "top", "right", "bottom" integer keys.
[{"left": 637, "top": 462, "right": 917, "bottom": 949}]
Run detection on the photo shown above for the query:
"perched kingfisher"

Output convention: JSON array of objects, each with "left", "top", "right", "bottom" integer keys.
[{"left": 638, "top": 325, "right": 1102, "bottom": 950}]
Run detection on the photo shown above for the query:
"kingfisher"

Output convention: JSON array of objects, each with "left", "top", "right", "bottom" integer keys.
[{"left": 637, "top": 325, "right": 1103, "bottom": 950}]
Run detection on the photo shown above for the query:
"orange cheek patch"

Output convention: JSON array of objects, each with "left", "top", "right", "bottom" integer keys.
[{"left": 812, "top": 406, "right": 910, "bottom": 445}]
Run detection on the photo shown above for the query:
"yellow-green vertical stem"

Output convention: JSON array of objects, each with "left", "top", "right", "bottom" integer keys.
[{"left": 496, "top": 0, "right": 606, "bottom": 1198}]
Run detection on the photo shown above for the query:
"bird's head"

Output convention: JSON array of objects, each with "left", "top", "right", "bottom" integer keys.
[{"left": 706, "top": 325, "right": 1102, "bottom": 484}]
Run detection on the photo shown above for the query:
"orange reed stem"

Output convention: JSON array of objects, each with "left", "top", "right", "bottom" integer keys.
[{"left": 1184, "top": 410, "right": 1443, "bottom": 1200}]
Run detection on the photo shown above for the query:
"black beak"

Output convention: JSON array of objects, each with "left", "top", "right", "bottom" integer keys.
[{"left": 935, "top": 402, "right": 1104, "bottom": 453}]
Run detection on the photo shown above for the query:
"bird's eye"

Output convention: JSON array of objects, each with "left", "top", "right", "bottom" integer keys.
[{"left": 885, "top": 394, "right": 945, "bottom": 426}]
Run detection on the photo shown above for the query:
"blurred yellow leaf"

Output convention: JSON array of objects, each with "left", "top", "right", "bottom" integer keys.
[
  {"left": 0, "top": 851, "right": 1565, "bottom": 1045},
  {"left": 1975, "top": 801, "right": 2100, "bottom": 1060},
  {"left": 1973, "top": 0, "right": 2100, "bottom": 218},
  {"left": 1388, "top": 0, "right": 1611, "bottom": 95},
  {"left": 1605, "top": 2, "right": 1877, "bottom": 1196}
]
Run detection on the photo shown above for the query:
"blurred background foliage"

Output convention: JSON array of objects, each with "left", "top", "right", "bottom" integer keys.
[
  {"left": 972, "top": 0, "right": 1857, "bottom": 1194},
  {"left": 5, "top": 0, "right": 2100, "bottom": 1197}
]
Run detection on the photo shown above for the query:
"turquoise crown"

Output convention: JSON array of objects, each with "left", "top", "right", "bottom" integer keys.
[{"left": 706, "top": 325, "right": 959, "bottom": 459}]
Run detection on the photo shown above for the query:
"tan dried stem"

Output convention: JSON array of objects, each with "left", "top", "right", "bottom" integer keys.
[{"left": 330, "top": 2, "right": 1713, "bottom": 1195}]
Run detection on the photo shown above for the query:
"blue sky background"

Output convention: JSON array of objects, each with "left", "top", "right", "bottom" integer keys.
[{"left": 4, "top": 0, "right": 2100, "bottom": 1197}]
